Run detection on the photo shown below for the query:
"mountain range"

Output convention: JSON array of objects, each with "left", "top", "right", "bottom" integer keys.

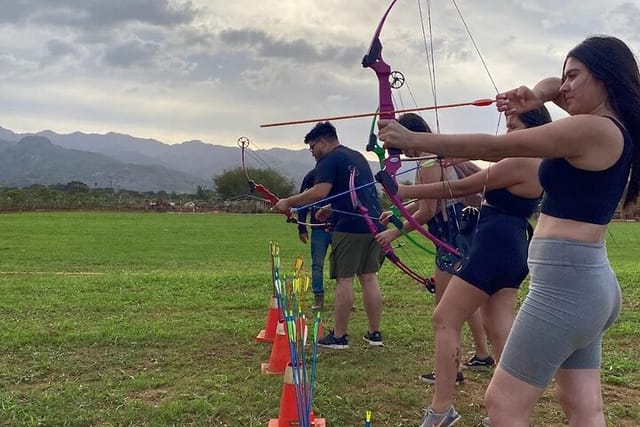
[{"left": 0, "top": 126, "right": 321, "bottom": 193}]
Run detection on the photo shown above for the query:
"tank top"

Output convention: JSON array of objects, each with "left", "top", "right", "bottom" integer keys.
[
  {"left": 538, "top": 117, "right": 633, "bottom": 225},
  {"left": 484, "top": 188, "right": 539, "bottom": 218}
]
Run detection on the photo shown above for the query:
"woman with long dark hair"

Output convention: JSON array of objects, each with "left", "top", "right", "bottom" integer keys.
[{"left": 379, "top": 35, "right": 639, "bottom": 427}]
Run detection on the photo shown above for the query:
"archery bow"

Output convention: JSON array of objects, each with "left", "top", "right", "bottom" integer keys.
[
  {"left": 238, "top": 136, "right": 327, "bottom": 228},
  {"left": 349, "top": 166, "right": 434, "bottom": 292},
  {"left": 361, "top": 0, "right": 461, "bottom": 257}
]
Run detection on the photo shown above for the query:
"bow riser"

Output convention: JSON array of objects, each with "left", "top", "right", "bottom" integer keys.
[{"left": 250, "top": 181, "right": 280, "bottom": 206}]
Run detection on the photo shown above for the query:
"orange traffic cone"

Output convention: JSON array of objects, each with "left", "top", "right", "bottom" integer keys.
[
  {"left": 262, "top": 320, "right": 290, "bottom": 375},
  {"left": 268, "top": 363, "right": 326, "bottom": 427},
  {"left": 256, "top": 296, "right": 280, "bottom": 343}
]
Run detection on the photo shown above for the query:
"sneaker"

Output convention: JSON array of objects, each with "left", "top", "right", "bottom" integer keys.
[
  {"left": 419, "top": 405, "right": 461, "bottom": 427},
  {"left": 311, "top": 294, "right": 324, "bottom": 311},
  {"left": 477, "top": 416, "right": 491, "bottom": 427},
  {"left": 363, "top": 331, "right": 384, "bottom": 346},
  {"left": 462, "top": 355, "right": 495, "bottom": 371},
  {"left": 420, "top": 371, "right": 464, "bottom": 385},
  {"left": 317, "top": 330, "right": 349, "bottom": 349}
]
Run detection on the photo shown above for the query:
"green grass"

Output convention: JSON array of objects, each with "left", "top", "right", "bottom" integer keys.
[{"left": 0, "top": 212, "right": 638, "bottom": 426}]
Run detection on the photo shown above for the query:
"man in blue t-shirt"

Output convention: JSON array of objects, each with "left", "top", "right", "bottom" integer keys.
[
  {"left": 297, "top": 167, "right": 331, "bottom": 311},
  {"left": 274, "top": 121, "right": 385, "bottom": 349}
]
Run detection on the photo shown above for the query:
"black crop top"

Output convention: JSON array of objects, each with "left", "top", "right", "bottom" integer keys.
[
  {"left": 538, "top": 117, "right": 633, "bottom": 225},
  {"left": 484, "top": 188, "right": 540, "bottom": 218}
]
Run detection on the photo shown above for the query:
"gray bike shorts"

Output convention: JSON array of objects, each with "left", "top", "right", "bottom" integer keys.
[{"left": 499, "top": 237, "right": 622, "bottom": 388}]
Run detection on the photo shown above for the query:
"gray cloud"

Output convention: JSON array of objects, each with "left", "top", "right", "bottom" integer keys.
[
  {"left": 607, "top": 3, "right": 640, "bottom": 42},
  {"left": 103, "top": 38, "right": 161, "bottom": 68},
  {"left": 46, "top": 39, "right": 77, "bottom": 58},
  {"left": 0, "top": 0, "right": 205, "bottom": 79},
  {"left": 0, "top": 0, "right": 197, "bottom": 29},
  {"left": 40, "top": 38, "right": 80, "bottom": 68},
  {"left": 0, "top": 53, "right": 38, "bottom": 78},
  {"left": 80, "top": 0, "right": 197, "bottom": 27},
  {"left": 218, "top": 28, "right": 363, "bottom": 68}
]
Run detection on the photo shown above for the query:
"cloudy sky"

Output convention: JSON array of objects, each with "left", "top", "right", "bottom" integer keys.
[{"left": 1, "top": 0, "right": 639, "bottom": 156}]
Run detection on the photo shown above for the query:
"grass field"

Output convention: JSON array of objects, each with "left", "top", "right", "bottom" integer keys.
[{"left": 0, "top": 212, "right": 638, "bottom": 426}]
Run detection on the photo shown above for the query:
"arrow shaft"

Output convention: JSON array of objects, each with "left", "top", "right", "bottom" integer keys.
[{"left": 260, "top": 98, "right": 495, "bottom": 128}]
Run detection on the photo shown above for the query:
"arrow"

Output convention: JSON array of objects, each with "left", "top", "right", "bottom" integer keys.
[{"left": 260, "top": 98, "right": 495, "bottom": 128}]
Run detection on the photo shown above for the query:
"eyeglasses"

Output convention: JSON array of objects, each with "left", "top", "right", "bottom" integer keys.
[{"left": 309, "top": 139, "right": 322, "bottom": 151}]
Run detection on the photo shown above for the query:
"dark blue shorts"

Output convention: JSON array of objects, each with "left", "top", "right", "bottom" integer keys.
[{"left": 453, "top": 205, "right": 530, "bottom": 295}]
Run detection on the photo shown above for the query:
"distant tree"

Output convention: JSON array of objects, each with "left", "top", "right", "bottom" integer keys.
[
  {"left": 214, "top": 167, "right": 295, "bottom": 201},
  {"left": 25, "top": 184, "right": 53, "bottom": 209},
  {"left": 5, "top": 188, "right": 26, "bottom": 208},
  {"left": 65, "top": 181, "right": 90, "bottom": 193},
  {"left": 0, "top": 184, "right": 196, "bottom": 212},
  {"left": 195, "top": 185, "right": 215, "bottom": 201}
]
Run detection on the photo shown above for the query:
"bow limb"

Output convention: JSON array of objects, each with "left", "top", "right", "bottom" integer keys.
[
  {"left": 389, "top": 206, "right": 437, "bottom": 256},
  {"left": 361, "top": 0, "right": 398, "bottom": 120},
  {"left": 362, "top": 2, "right": 461, "bottom": 257},
  {"left": 238, "top": 136, "right": 284, "bottom": 206},
  {"left": 349, "top": 168, "right": 434, "bottom": 292},
  {"left": 377, "top": 173, "right": 461, "bottom": 257}
]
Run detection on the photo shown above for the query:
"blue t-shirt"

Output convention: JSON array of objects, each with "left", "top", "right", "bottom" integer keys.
[
  {"left": 315, "top": 145, "right": 382, "bottom": 233},
  {"left": 297, "top": 168, "right": 331, "bottom": 234}
]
